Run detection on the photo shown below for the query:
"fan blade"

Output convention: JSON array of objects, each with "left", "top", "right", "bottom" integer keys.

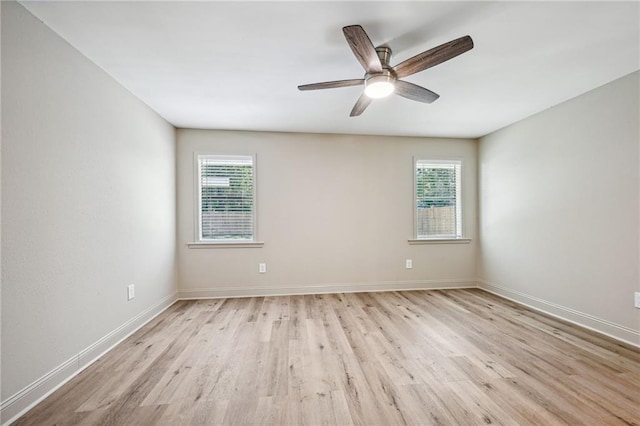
[
  {"left": 298, "top": 79, "right": 364, "bottom": 91},
  {"left": 343, "top": 25, "right": 383, "bottom": 73},
  {"left": 393, "top": 35, "right": 473, "bottom": 79},
  {"left": 394, "top": 80, "right": 440, "bottom": 103},
  {"left": 350, "top": 93, "right": 372, "bottom": 117}
]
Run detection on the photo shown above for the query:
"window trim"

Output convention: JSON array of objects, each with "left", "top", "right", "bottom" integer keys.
[
  {"left": 407, "top": 238, "right": 471, "bottom": 245},
  {"left": 191, "top": 152, "right": 262, "bottom": 247},
  {"left": 412, "top": 157, "right": 466, "bottom": 241}
]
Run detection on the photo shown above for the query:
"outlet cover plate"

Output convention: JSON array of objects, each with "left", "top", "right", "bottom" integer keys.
[
  {"left": 127, "top": 284, "right": 135, "bottom": 301},
  {"left": 635, "top": 292, "right": 640, "bottom": 309}
]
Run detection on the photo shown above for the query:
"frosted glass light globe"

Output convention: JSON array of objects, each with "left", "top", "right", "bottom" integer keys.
[{"left": 365, "top": 80, "right": 395, "bottom": 98}]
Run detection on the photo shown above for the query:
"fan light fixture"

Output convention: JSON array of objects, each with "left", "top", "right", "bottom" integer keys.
[
  {"left": 297, "top": 25, "right": 473, "bottom": 117},
  {"left": 364, "top": 73, "right": 395, "bottom": 99}
]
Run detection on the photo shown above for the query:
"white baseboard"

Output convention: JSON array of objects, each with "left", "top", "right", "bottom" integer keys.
[
  {"left": 477, "top": 279, "right": 640, "bottom": 348},
  {"left": 1, "top": 293, "right": 178, "bottom": 426},
  {"left": 178, "top": 279, "right": 477, "bottom": 300}
]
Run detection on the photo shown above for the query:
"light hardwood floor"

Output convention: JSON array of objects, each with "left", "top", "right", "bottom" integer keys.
[{"left": 15, "top": 289, "right": 640, "bottom": 425}]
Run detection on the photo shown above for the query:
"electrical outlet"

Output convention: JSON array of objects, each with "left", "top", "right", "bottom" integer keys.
[
  {"left": 127, "top": 284, "right": 135, "bottom": 301},
  {"left": 634, "top": 292, "right": 640, "bottom": 309},
  {"left": 405, "top": 259, "right": 413, "bottom": 269},
  {"left": 259, "top": 263, "right": 266, "bottom": 274}
]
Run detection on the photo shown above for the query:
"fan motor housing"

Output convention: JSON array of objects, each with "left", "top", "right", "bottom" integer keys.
[
  {"left": 365, "top": 69, "right": 395, "bottom": 85},
  {"left": 366, "top": 47, "right": 396, "bottom": 89},
  {"left": 375, "top": 46, "right": 393, "bottom": 69}
]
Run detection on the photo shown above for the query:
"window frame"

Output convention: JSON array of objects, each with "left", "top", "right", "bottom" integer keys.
[
  {"left": 412, "top": 157, "right": 468, "bottom": 243},
  {"left": 190, "top": 152, "right": 263, "bottom": 248}
]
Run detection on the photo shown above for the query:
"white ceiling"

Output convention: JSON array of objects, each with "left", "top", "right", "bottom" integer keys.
[{"left": 20, "top": 1, "right": 640, "bottom": 139}]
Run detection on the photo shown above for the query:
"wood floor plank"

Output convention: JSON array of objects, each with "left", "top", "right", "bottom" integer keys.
[
  {"left": 257, "top": 320, "right": 289, "bottom": 397},
  {"left": 288, "top": 295, "right": 309, "bottom": 341},
  {"left": 329, "top": 390, "right": 355, "bottom": 426},
  {"left": 446, "top": 379, "right": 517, "bottom": 425},
  {"left": 14, "top": 289, "right": 640, "bottom": 426},
  {"left": 333, "top": 306, "right": 373, "bottom": 363},
  {"left": 334, "top": 353, "right": 397, "bottom": 425},
  {"left": 254, "top": 396, "right": 288, "bottom": 425},
  {"left": 478, "top": 377, "right": 568, "bottom": 425},
  {"left": 393, "top": 383, "right": 459, "bottom": 426},
  {"left": 358, "top": 360, "right": 414, "bottom": 425}
]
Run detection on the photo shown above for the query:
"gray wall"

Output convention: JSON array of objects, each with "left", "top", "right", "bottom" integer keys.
[
  {"left": 1, "top": 1, "right": 177, "bottom": 406},
  {"left": 177, "top": 129, "right": 477, "bottom": 297},
  {"left": 478, "top": 71, "right": 640, "bottom": 345}
]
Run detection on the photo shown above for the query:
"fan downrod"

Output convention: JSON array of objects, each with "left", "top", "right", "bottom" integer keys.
[{"left": 375, "top": 46, "right": 393, "bottom": 69}]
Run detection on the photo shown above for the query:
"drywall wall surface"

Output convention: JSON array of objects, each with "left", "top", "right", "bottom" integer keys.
[
  {"left": 478, "top": 71, "right": 640, "bottom": 344},
  {"left": 177, "top": 129, "right": 477, "bottom": 297},
  {"left": 1, "top": 1, "right": 177, "bottom": 401}
]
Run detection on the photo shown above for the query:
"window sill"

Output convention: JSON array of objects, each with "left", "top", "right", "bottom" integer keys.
[
  {"left": 187, "top": 241, "right": 265, "bottom": 249},
  {"left": 408, "top": 238, "right": 472, "bottom": 245}
]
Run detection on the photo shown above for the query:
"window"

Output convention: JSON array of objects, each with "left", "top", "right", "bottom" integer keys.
[
  {"left": 197, "top": 154, "right": 256, "bottom": 242},
  {"left": 415, "top": 159, "right": 462, "bottom": 239}
]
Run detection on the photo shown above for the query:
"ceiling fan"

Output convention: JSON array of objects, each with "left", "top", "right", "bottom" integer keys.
[{"left": 298, "top": 25, "right": 474, "bottom": 117}]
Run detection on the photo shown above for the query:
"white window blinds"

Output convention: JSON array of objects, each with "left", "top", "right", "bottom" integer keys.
[
  {"left": 415, "top": 160, "right": 462, "bottom": 238},
  {"left": 198, "top": 155, "right": 255, "bottom": 241}
]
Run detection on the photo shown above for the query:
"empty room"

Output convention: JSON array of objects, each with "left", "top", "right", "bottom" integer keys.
[{"left": 1, "top": 1, "right": 639, "bottom": 425}]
